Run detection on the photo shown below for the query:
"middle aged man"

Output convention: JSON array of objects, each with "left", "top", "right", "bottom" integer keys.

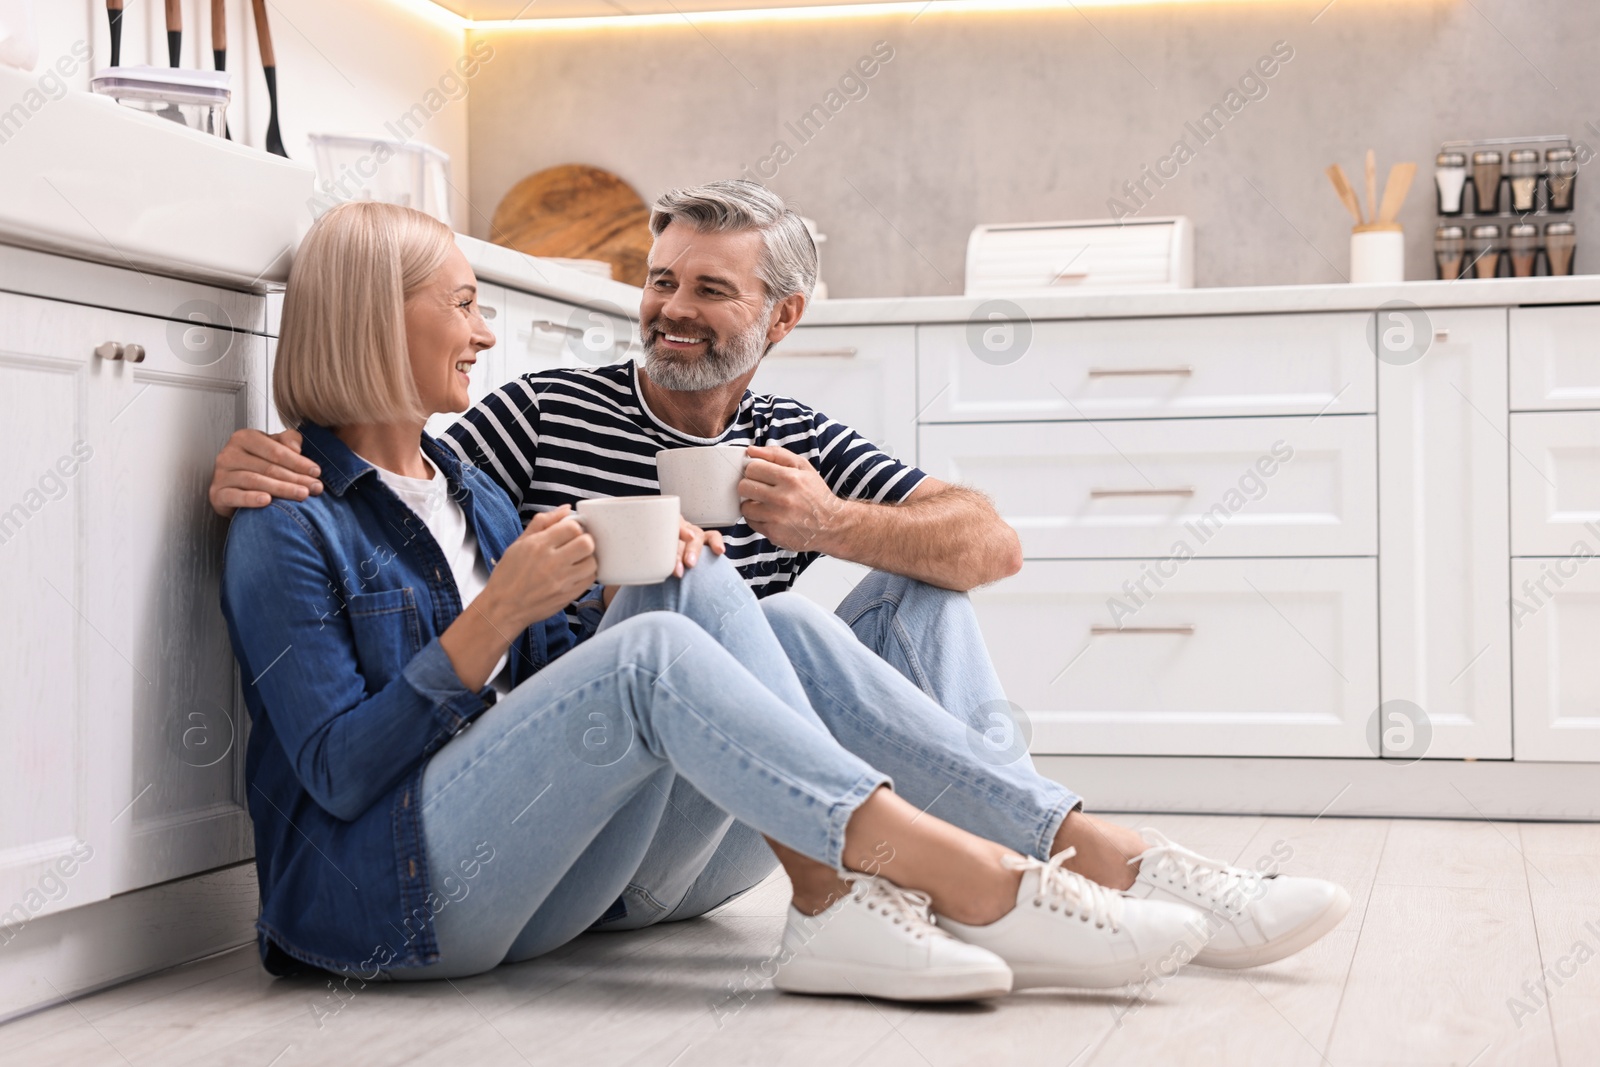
[{"left": 209, "top": 180, "right": 1348, "bottom": 974}]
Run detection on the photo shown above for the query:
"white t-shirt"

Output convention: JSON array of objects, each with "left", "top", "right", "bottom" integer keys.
[{"left": 370, "top": 453, "right": 511, "bottom": 696}]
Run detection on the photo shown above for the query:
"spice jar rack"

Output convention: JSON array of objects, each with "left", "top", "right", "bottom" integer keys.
[{"left": 1434, "top": 135, "right": 1578, "bottom": 279}]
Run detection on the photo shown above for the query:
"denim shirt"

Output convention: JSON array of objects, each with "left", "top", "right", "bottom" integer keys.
[{"left": 219, "top": 422, "right": 577, "bottom": 976}]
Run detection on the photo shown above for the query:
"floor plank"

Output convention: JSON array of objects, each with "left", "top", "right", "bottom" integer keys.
[{"left": 7, "top": 816, "right": 1600, "bottom": 1067}]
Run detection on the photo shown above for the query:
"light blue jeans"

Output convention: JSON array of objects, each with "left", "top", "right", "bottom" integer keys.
[{"left": 396, "top": 555, "right": 1079, "bottom": 977}]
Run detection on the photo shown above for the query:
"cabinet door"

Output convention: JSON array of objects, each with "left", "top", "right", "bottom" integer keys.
[
  {"left": 1509, "top": 305, "right": 1600, "bottom": 411},
  {"left": 1508, "top": 411, "right": 1600, "bottom": 556},
  {"left": 83, "top": 298, "right": 264, "bottom": 893},
  {"left": 916, "top": 311, "right": 1375, "bottom": 424},
  {"left": 1378, "top": 308, "right": 1511, "bottom": 759},
  {"left": 972, "top": 558, "right": 1379, "bottom": 757},
  {"left": 0, "top": 295, "right": 116, "bottom": 922},
  {"left": 0, "top": 291, "right": 264, "bottom": 908},
  {"left": 1512, "top": 559, "right": 1600, "bottom": 761},
  {"left": 499, "top": 288, "right": 638, "bottom": 380},
  {"left": 753, "top": 325, "right": 918, "bottom": 464},
  {"left": 919, "top": 415, "right": 1376, "bottom": 559}
]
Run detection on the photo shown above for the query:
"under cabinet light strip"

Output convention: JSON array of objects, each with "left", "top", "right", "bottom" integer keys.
[{"left": 418, "top": 0, "right": 1307, "bottom": 33}]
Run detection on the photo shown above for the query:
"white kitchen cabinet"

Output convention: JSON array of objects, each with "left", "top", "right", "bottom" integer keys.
[
  {"left": 498, "top": 287, "right": 637, "bottom": 381},
  {"left": 0, "top": 290, "right": 260, "bottom": 915},
  {"left": 972, "top": 558, "right": 1379, "bottom": 757},
  {"left": 1509, "top": 411, "right": 1600, "bottom": 557},
  {"left": 1378, "top": 308, "right": 1511, "bottom": 760},
  {"left": 1509, "top": 305, "right": 1600, "bottom": 411},
  {"left": 916, "top": 311, "right": 1375, "bottom": 424},
  {"left": 919, "top": 415, "right": 1376, "bottom": 560},
  {"left": 1511, "top": 558, "right": 1600, "bottom": 762},
  {"left": 754, "top": 325, "right": 918, "bottom": 463}
]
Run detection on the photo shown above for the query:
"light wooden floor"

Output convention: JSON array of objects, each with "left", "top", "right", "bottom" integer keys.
[{"left": 5, "top": 814, "right": 1598, "bottom": 1067}]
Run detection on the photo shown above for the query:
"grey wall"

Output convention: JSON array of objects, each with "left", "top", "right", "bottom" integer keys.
[{"left": 466, "top": 1, "right": 1600, "bottom": 298}]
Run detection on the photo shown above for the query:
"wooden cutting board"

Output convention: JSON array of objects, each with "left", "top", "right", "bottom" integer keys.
[{"left": 489, "top": 164, "right": 652, "bottom": 287}]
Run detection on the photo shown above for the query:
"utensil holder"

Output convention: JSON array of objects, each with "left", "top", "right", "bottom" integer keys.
[{"left": 1351, "top": 224, "right": 1404, "bottom": 284}]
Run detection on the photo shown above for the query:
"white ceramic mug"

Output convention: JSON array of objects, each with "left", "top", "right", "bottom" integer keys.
[
  {"left": 655, "top": 445, "right": 750, "bottom": 527},
  {"left": 571, "top": 495, "right": 681, "bottom": 586}
]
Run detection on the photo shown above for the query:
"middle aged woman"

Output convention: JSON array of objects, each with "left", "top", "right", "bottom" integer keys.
[{"left": 219, "top": 200, "right": 1205, "bottom": 1003}]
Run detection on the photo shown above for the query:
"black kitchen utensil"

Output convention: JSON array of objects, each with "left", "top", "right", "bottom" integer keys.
[
  {"left": 212, "top": 0, "right": 230, "bottom": 139},
  {"left": 107, "top": 0, "right": 123, "bottom": 67},
  {"left": 251, "top": 0, "right": 286, "bottom": 157},
  {"left": 165, "top": 0, "right": 182, "bottom": 66}
]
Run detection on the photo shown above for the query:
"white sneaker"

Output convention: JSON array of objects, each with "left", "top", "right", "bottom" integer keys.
[
  {"left": 935, "top": 849, "right": 1211, "bottom": 990},
  {"left": 771, "top": 874, "right": 1014, "bottom": 1001},
  {"left": 1125, "top": 829, "right": 1352, "bottom": 969}
]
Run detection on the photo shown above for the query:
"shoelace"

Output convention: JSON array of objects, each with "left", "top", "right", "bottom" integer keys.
[
  {"left": 844, "top": 874, "right": 945, "bottom": 940},
  {"left": 1130, "top": 831, "right": 1263, "bottom": 912},
  {"left": 1006, "top": 848, "right": 1125, "bottom": 933}
]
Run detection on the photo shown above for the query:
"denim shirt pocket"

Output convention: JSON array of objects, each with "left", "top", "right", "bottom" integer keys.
[{"left": 346, "top": 588, "right": 424, "bottom": 692}]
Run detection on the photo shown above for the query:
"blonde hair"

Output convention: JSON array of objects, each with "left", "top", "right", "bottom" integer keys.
[{"left": 274, "top": 201, "right": 455, "bottom": 429}]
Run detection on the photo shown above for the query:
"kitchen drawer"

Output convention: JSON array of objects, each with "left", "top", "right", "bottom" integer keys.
[
  {"left": 753, "top": 325, "right": 917, "bottom": 463},
  {"left": 920, "top": 415, "right": 1375, "bottom": 559},
  {"left": 499, "top": 286, "right": 638, "bottom": 380},
  {"left": 1510, "top": 305, "right": 1600, "bottom": 411},
  {"left": 1512, "top": 559, "right": 1600, "bottom": 762},
  {"left": 972, "top": 558, "right": 1378, "bottom": 757},
  {"left": 917, "top": 311, "right": 1375, "bottom": 423},
  {"left": 1510, "top": 411, "right": 1600, "bottom": 556}
]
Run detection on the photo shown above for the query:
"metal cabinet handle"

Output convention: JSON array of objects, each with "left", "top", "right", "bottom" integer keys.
[
  {"left": 1086, "top": 365, "right": 1193, "bottom": 378},
  {"left": 773, "top": 347, "right": 859, "bottom": 359},
  {"left": 530, "top": 318, "right": 586, "bottom": 338},
  {"left": 1090, "top": 625, "right": 1196, "bottom": 636},
  {"left": 95, "top": 342, "right": 124, "bottom": 360},
  {"left": 1433, "top": 328, "right": 1450, "bottom": 342},
  {"left": 480, "top": 304, "right": 497, "bottom": 321},
  {"left": 1089, "top": 487, "right": 1195, "bottom": 498},
  {"left": 123, "top": 343, "right": 145, "bottom": 364}
]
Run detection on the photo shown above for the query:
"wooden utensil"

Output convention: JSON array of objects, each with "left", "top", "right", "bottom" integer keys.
[
  {"left": 1325, "top": 164, "right": 1365, "bottom": 224},
  {"left": 165, "top": 0, "right": 182, "bottom": 66},
  {"left": 251, "top": 0, "right": 286, "bottom": 157},
  {"left": 1377, "top": 162, "right": 1417, "bottom": 224},
  {"left": 1365, "top": 149, "right": 1377, "bottom": 229},
  {"left": 212, "top": 0, "right": 230, "bottom": 139},
  {"left": 490, "top": 165, "right": 652, "bottom": 287},
  {"left": 107, "top": 0, "right": 124, "bottom": 67}
]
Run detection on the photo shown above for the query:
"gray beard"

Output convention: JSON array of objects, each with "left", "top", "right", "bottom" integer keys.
[{"left": 641, "top": 316, "right": 768, "bottom": 392}]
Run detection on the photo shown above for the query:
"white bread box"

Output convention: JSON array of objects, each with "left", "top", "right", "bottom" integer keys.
[{"left": 964, "top": 216, "right": 1195, "bottom": 295}]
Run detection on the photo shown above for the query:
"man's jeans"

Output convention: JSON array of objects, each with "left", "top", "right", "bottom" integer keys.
[
  {"left": 595, "top": 566, "right": 1078, "bottom": 934},
  {"left": 395, "top": 556, "right": 1079, "bottom": 976}
]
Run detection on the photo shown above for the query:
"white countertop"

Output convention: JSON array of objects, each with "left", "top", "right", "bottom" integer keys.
[
  {"left": 799, "top": 275, "right": 1600, "bottom": 326},
  {"left": 456, "top": 235, "right": 643, "bottom": 319}
]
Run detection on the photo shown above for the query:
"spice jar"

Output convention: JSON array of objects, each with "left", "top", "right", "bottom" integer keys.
[
  {"left": 1546, "top": 148, "right": 1577, "bottom": 213},
  {"left": 1508, "top": 223, "right": 1539, "bottom": 277},
  {"left": 1435, "top": 152, "right": 1468, "bottom": 216},
  {"left": 1508, "top": 150, "right": 1541, "bottom": 214},
  {"left": 1435, "top": 224, "right": 1466, "bottom": 280},
  {"left": 1470, "top": 223, "right": 1502, "bottom": 278},
  {"left": 1546, "top": 221, "right": 1576, "bottom": 276},
  {"left": 1471, "top": 151, "right": 1504, "bottom": 215}
]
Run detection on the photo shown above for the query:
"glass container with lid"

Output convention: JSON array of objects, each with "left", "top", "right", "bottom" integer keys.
[
  {"left": 1508, "top": 150, "right": 1541, "bottom": 214},
  {"left": 1435, "top": 152, "right": 1468, "bottom": 216},
  {"left": 1508, "top": 222, "right": 1539, "bottom": 277},
  {"left": 1546, "top": 221, "right": 1576, "bottom": 276},
  {"left": 1546, "top": 148, "right": 1577, "bottom": 213},
  {"left": 90, "top": 66, "right": 231, "bottom": 137},
  {"left": 1435, "top": 224, "right": 1466, "bottom": 281},
  {"left": 1469, "top": 223, "right": 1503, "bottom": 279}
]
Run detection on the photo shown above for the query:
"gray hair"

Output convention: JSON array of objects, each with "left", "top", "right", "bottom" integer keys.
[{"left": 649, "top": 180, "right": 818, "bottom": 305}]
